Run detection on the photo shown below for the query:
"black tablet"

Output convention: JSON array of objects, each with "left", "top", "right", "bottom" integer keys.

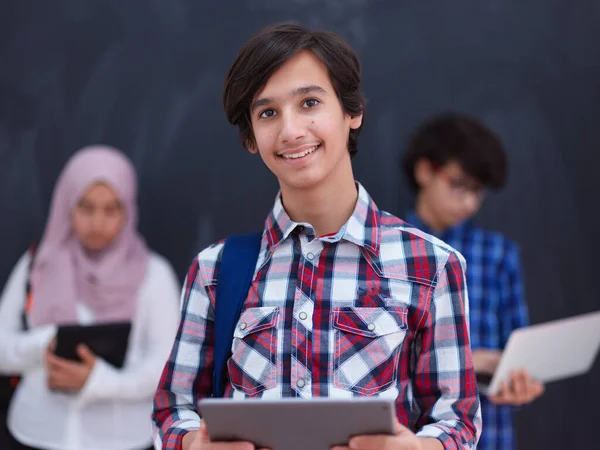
[{"left": 54, "top": 321, "right": 132, "bottom": 368}]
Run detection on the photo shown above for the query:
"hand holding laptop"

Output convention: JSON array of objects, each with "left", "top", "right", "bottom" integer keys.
[
  {"left": 487, "top": 369, "right": 544, "bottom": 405},
  {"left": 474, "top": 311, "right": 600, "bottom": 399},
  {"left": 473, "top": 349, "right": 544, "bottom": 405}
]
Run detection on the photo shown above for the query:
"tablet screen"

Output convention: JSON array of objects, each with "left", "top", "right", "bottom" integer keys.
[
  {"left": 54, "top": 321, "right": 132, "bottom": 368},
  {"left": 199, "top": 397, "right": 396, "bottom": 450}
]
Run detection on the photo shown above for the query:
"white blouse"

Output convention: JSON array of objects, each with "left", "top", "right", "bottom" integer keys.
[{"left": 0, "top": 252, "right": 181, "bottom": 450}]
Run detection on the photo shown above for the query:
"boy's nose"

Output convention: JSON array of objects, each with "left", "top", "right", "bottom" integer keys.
[{"left": 279, "top": 113, "right": 306, "bottom": 144}]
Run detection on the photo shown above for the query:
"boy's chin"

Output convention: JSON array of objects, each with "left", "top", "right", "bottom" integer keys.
[
  {"left": 443, "top": 214, "right": 470, "bottom": 228},
  {"left": 279, "top": 172, "right": 328, "bottom": 192}
]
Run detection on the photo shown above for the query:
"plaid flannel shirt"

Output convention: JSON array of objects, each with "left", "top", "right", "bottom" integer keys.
[{"left": 153, "top": 184, "right": 481, "bottom": 449}]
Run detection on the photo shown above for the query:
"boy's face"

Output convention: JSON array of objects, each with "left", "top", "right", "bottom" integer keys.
[
  {"left": 415, "top": 159, "right": 485, "bottom": 230},
  {"left": 248, "top": 50, "right": 362, "bottom": 192}
]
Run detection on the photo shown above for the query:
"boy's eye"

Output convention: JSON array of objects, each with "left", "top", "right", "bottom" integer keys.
[
  {"left": 449, "top": 178, "right": 483, "bottom": 195},
  {"left": 449, "top": 178, "right": 466, "bottom": 189},
  {"left": 303, "top": 98, "right": 320, "bottom": 108},
  {"left": 259, "top": 109, "right": 276, "bottom": 119}
]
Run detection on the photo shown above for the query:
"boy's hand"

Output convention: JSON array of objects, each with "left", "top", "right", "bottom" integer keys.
[
  {"left": 183, "top": 423, "right": 270, "bottom": 450},
  {"left": 331, "top": 420, "right": 443, "bottom": 450},
  {"left": 488, "top": 369, "right": 544, "bottom": 405}
]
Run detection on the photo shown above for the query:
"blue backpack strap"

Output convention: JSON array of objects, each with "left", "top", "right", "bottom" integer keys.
[{"left": 213, "top": 232, "right": 262, "bottom": 397}]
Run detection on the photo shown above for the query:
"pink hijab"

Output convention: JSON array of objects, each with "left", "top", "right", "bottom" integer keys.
[{"left": 29, "top": 146, "right": 150, "bottom": 327}]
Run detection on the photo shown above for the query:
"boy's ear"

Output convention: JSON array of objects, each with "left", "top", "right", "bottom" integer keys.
[
  {"left": 245, "top": 137, "right": 259, "bottom": 154},
  {"left": 414, "top": 158, "right": 436, "bottom": 188},
  {"left": 348, "top": 112, "right": 363, "bottom": 130}
]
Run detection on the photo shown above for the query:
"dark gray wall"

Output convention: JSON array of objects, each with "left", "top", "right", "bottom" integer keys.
[{"left": 1, "top": 1, "right": 598, "bottom": 447}]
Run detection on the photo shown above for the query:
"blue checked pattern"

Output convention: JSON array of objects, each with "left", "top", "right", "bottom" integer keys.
[
  {"left": 407, "top": 213, "right": 529, "bottom": 450},
  {"left": 152, "top": 185, "right": 482, "bottom": 450}
]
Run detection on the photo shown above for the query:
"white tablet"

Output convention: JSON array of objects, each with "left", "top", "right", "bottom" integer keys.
[
  {"left": 199, "top": 397, "right": 396, "bottom": 450},
  {"left": 481, "top": 310, "right": 600, "bottom": 396}
]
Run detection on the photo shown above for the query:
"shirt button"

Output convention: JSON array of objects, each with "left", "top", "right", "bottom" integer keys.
[
  {"left": 367, "top": 323, "right": 376, "bottom": 331},
  {"left": 296, "top": 378, "right": 306, "bottom": 389},
  {"left": 306, "top": 252, "right": 315, "bottom": 260},
  {"left": 298, "top": 225, "right": 305, "bottom": 232},
  {"left": 239, "top": 322, "right": 248, "bottom": 330},
  {"left": 299, "top": 311, "right": 308, "bottom": 321}
]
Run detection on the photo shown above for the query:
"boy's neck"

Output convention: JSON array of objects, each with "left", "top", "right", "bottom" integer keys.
[
  {"left": 415, "top": 197, "right": 447, "bottom": 234},
  {"left": 280, "top": 163, "right": 358, "bottom": 238}
]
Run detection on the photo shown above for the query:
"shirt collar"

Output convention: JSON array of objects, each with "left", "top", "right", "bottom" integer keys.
[{"left": 264, "top": 182, "right": 382, "bottom": 255}]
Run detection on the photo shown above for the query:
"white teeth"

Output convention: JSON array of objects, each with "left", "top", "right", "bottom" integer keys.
[{"left": 280, "top": 145, "right": 319, "bottom": 159}]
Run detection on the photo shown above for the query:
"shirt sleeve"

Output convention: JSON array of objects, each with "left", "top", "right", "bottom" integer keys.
[
  {"left": 151, "top": 251, "right": 219, "bottom": 450},
  {"left": 0, "top": 252, "right": 56, "bottom": 375},
  {"left": 498, "top": 242, "right": 529, "bottom": 348},
  {"left": 413, "top": 251, "right": 482, "bottom": 450}
]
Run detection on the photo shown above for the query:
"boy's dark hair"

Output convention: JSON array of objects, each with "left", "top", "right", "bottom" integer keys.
[
  {"left": 402, "top": 112, "right": 508, "bottom": 191},
  {"left": 223, "top": 23, "right": 364, "bottom": 157}
]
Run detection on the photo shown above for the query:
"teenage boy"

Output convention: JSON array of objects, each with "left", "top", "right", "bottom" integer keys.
[
  {"left": 152, "top": 24, "right": 481, "bottom": 450},
  {"left": 402, "top": 112, "right": 544, "bottom": 450}
]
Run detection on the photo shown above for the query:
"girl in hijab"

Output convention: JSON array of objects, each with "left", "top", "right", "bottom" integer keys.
[{"left": 0, "top": 146, "right": 180, "bottom": 450}]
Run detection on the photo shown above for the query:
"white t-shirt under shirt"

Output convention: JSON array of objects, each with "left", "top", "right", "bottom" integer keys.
[{"left": 0, "top": 252, "right": 181, "bottom": 450}]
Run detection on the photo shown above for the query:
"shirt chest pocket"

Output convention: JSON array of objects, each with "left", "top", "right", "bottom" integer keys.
[
  {"left": 228, "top": 306, "right": 279, "bottom": 396},
  {"left": 333, "top": 306, "right": 408, "bottom": 395}
]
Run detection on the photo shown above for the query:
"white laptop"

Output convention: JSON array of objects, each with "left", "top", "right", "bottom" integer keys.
[{"left": 479, "top": 310, "right": 600, "bottom": 396}]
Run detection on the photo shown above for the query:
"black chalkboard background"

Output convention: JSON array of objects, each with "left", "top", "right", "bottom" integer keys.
[{"left": 1, "top": 1, "right": 598, "bottom": 447}]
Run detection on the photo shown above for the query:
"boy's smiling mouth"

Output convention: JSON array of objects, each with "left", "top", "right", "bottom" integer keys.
[{"left": 277, "top": 143, "right": 322, "bottom": 160}]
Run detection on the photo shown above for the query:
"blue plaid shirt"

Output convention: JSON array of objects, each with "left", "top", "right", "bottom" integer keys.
[{"left": 407, "top": 212, "right": 529, "bottom": 450}]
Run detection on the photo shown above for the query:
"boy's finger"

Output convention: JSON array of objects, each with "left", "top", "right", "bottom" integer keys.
[
  {"left": 211, "top": 444, "right": 254, "bottom": 449},
  {"left": 197, "top": 425, "right": 255, "bottom": 449},
  {"left": 349, "top": 435, "right": 393, "bottom": 449},
  {"left": 500, "top": 380, "right": 517, "bottom": 404},
  {"left": 394, "top": 419, "right": 412, "bottom": 435},
  {"left": 534, "top": 381, "right": 545, "bottom": 396},
  {"left": 198, "top": 423, "right": 210, "bottom": 442},
  {"left": 511, "top": 371, "right": 525, "bottom": 399}
]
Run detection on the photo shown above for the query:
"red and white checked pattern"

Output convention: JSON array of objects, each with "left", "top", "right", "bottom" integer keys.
[{"left": 153, "top": 183, "right": 482, "bottom": 450}]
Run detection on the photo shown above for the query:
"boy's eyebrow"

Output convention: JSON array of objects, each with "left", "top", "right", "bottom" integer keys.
[
  {"left": 291, "top": 84, "right": 327, "bottom": 96},
  {"left": 251, "top": 85, "right": 328, "bottom": 113},
  {"left": 251, "top": 97, "right": 272, "bottom": 114}
]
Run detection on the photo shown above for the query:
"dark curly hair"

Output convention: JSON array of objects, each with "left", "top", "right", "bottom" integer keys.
[{"left": 402, "top": 112, "right": 508, "bottom": 191}]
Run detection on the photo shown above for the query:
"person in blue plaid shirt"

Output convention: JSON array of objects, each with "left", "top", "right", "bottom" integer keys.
[
  {"left": 152, "top": 24, "right": 482, "bottom": 450},
  {"left": 402, "top": 113, "right": 545, "bottom": 450}
]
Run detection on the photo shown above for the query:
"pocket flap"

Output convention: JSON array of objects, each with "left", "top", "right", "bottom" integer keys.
[
  {"left": 333, "top": 306, "right": 407, "bottom": 338},
  {"left": 233, "top": 306, "right": 279, "bottom": 339}
]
